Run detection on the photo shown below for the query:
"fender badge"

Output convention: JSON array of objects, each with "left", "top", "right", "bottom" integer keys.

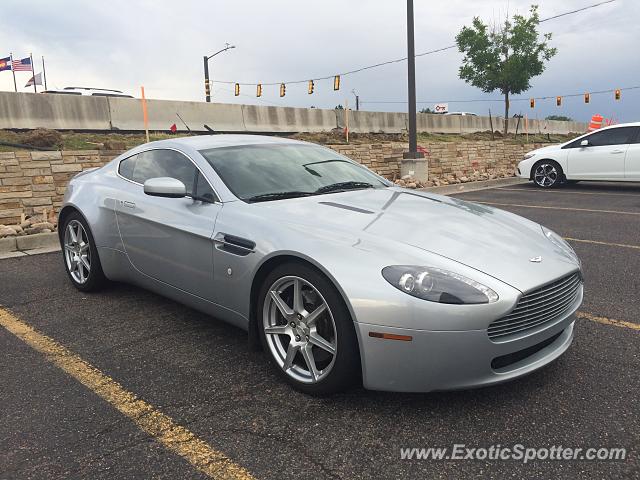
[{"left": 529, "top": 256, "right": 543, "bottom": 263}]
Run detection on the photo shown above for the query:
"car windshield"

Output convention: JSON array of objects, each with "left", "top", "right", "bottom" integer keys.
[{"left": 199, "top": 144, "right": 389, "bottom": 202}]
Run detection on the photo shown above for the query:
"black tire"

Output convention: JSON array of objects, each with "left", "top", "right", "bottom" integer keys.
[
  {"left": 257, "top": 262, "right": 360, "bottom": 395},
  {"left": 61, "top": 211, "right": 107, "bottom": 292},
  {"left": 531, "top": 160, "right": 564, "bottom": 188}
]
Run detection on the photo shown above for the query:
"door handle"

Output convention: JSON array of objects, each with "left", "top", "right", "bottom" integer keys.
[
  {"left": 123, "top": 200, "right": 136, "bottom": 209},
  {"left": 611, "top": 150, "right": 625, "bottom": 154}
]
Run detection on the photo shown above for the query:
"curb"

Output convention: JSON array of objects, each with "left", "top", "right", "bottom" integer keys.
[
  {"left": 0, "top": 232, "right": 60, "bottom": 256},
  {"left": 418, "top": 177, "right": 527, "bottom": 196}
]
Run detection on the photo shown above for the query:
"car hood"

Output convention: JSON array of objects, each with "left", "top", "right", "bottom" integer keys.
[
  {"left": 252, "top": 187, "right": 579, "bottom": 292},
  {"left": 527, "top": 144, "right": 560, "bottom": 157}
]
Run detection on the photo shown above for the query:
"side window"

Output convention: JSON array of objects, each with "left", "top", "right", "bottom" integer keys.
[
  {"left": 631, "top": 127, "right": 640, "bottom": 144},
  {"left": 119, "top": 154, "right": 137, "bottom": 180},
  {"left": 584, "top": 127, "right": 636, "bottom": 147},
  {"left": 132, "top": 149, "right": 197, "bottom": 196},
  {"left": 194, "top": 171, "right": 217, "bottom": 202}
]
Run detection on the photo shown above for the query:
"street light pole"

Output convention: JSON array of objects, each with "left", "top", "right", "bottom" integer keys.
[
  {"left": 204, "top": 44, "right": 236, "bottom": 103},
  {"left": 404, "top": 0, "right": 422, "bottom": 159}
]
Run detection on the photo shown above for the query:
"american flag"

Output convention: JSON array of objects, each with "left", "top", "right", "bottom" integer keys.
[{"left": 12, "top": 57, "right": 32, "bottom": 71}]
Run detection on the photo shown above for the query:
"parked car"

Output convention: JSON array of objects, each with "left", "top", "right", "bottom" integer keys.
[
  {"left": 43, "top": 87, "right": 133, "bottom": 98},
  {"left": 59, "top": 135, "right": 583, "bottom": 394},
  {"left": 517, "top": 122, "right": 640, "bottom": 187}
]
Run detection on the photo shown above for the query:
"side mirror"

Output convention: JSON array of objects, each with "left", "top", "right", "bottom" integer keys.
[
  {"left": 143, "top": 177, "right": 186, "bottom": 198},
  {"left": 580, "top": 139, "right": 589, "bottom": 147}
]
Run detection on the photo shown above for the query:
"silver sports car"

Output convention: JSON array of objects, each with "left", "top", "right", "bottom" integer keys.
[{"left": 59, "top": 135, "right": 583, "bottom": 394}]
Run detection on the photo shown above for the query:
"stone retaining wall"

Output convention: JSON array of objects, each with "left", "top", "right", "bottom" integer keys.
[
  {"left": 0, "top": 141, "right": 547, "bottom": 225},
  {"left": 0, "top": 150, "right": 123, "bottom": 225}
]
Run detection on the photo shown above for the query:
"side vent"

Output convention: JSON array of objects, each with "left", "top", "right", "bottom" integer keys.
[{"left": 214, "top": 233, "right": 255, "bottom": 256}]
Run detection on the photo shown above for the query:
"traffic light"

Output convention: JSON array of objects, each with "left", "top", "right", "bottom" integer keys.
[
  {"left": 584, "top": 93, "right": 590, "bottom": 104},
  {"left": 556, "top": 96, "right": 562, "bottom": 107},
  {"left": 204, "top": 79, "right": 210, "bottom": 97},
  {"left": 280, "top": 83, "right": 286, "bottom": 97},
  {"left": 234, "top": 83, "right": 240, "bottom": 96},
  {"left": 333, "top": 75, "right": 340, "bottom": 91},
  {"left": 308, "top": 80, "right": 314, "bottom": 94},
  {"left": 256, "top": 84, "right": 262, "bottom": 97},
  {"left": 530, "top": 98, "right": 535, "bottom": 109},
  {"left": 615, "top": 89, "right": 621, "bottom": 100}
]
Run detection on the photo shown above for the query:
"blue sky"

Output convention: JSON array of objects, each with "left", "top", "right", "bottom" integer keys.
[{"left": 0, "top": 0, "right": 637, "bottom": 122}]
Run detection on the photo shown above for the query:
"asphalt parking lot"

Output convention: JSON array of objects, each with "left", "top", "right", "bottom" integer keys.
[{"left": 1, "top": 181, "right": 638, "bottom": 479}]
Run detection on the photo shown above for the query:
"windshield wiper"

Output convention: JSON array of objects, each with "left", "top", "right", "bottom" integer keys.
[
  {"left": 245, "top": 191, "right": 315, "bottom": 203},
  {"left": 315, "top": 181, "right": 376, "bottom": 194}
]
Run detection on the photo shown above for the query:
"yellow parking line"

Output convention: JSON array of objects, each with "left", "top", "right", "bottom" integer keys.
[
  {"left": 564, "top": 237, "right": 640, "bottom": 250},
  {"left": 497, "top": 187, "right": 640, "bottom": 198},
  {"left": 577, "top": 311, "right": 640, "bottom": 331},
  {"left": 0, "top": 308, "right": 255, "bottom": 480},
  {"left": 469, "top": 200, "right": 640, "bottom": 216}
]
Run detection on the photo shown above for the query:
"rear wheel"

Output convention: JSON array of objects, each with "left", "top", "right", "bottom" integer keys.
[
  {"left": 62, "top": 212, "right": 106, "bottom": 292},
  {"left": 532, "top": 160, "right": 563, "bottom": 188},
  {"left": 258, "top": 262, "right": 360, "bottom": 395}
]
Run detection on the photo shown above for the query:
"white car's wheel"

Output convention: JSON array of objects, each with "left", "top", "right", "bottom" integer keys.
[
  {"left": 532, "top": 161, "right": 563, "bottom": 188},
  {"left": 258, "top": 262, "right": 360, "bottom": 395}
]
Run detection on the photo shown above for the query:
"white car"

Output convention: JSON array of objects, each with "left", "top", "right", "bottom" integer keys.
[
  {"left": 43, "top": 87, "right": 134, "bottom": 98},
  {"left": 445, "top": 112, "right": 477, "bottom": 116},
  {"left": 517, "top": 122, "right": 640, "bottom": 188}
]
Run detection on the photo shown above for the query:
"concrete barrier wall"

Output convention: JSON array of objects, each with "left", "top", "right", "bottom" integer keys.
[
  {"left": 242, "top": 105, "right": 337, "bottom": 133},
  {"left": 0, "top": 92, "right": 111, "bottom": 130},
  {"left": 109, "top": 98, "right": 246, "bottom": 132},
  {"left": 337, "top": 111, "right": 408, "bottom": 133},
  {"left": 0, "top": 92, "right": 587, "bottom": 135}
]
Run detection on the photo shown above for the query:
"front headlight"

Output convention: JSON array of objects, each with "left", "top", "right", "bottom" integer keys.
[
  {"left": 382, "top": 266, "right": 499, "bottom": 305},
  {"left": 523, "top": 152, "right": 536, "bottom": 160},
  {"left": 541, "top": 226, "right": 580, "bottom": 266}
]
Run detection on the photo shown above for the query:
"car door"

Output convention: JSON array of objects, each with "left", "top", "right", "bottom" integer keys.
[
  {"left": 115, "top": 148, "right": 221, "bottom": 300},
  {"left": 565, "top": 126, "right": 637, "bottom": 180},
  {"left": 624, "top": 127, "right": 640, "bottom": 180}
]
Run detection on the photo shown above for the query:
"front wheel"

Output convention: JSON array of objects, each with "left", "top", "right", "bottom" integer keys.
[
  {"left": 258, "top": 263, "right": 360, "bottom": 395},
  {"left": 532, "top": 161, "right": 563, "bottom": 188}
]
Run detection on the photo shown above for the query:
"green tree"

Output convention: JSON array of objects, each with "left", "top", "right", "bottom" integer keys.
[
  {"left": 455, "top": 5, "right": 556, "bottom": 134},
  {"left": 419, "top": 107, "right": 433, "bottom": 114}
]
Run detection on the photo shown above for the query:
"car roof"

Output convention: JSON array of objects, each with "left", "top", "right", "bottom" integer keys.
[
  {"left": 146, "top": 134, "right": 311, "bottom": 151},
  {"left": 601, "top": 121, "right": 640, "bottom": 127}
]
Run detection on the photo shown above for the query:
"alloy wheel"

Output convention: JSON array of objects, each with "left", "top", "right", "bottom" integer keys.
[
  {"left": 263, "top": 276, "right": 337, "bottom": 384},
  {"left": 534, "top": 163, "right": 559, "bottom": 187},
  {"left": 64, "top": 220, "right": 91, "bottom": 284}
]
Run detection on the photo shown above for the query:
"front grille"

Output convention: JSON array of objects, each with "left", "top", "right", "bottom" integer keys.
[{"left": 488, "top": 272, "right": 582, "bottom": 340}]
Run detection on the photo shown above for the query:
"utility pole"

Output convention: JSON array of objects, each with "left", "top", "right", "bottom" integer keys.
[
  {"left": 351, "top": 89, "right": 360, "bottom": 111},
  {"left": 204, "top": 43, "right": 235, "bottom": 103},
  {"left": 403, "top": 0, "right": 423, "bottom": 160}
]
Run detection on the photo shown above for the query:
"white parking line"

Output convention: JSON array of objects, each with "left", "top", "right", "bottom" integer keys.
[
  {"left": 467, "top": 200, "right": 640, "bottom": 216},
  {"left": 565, "top": 237, "right": 640, "bottom": 250},
  {"left": 496, "top": 187, "right": 640, "bottom": 197}
]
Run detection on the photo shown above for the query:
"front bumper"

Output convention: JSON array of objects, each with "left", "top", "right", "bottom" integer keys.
[{"left": 355, "top": 294, "right": 579, "bottom": 392}]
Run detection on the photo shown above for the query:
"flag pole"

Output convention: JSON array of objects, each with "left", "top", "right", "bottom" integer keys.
[
  {"left": 41, "top": 56, "right": 47, "bottom": 90},
  {"left": 9, "top": 52, "right": 17, "bottom": 92},
  {"left": 30, "top": 53, "right": 36, "bottom": 93}
]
